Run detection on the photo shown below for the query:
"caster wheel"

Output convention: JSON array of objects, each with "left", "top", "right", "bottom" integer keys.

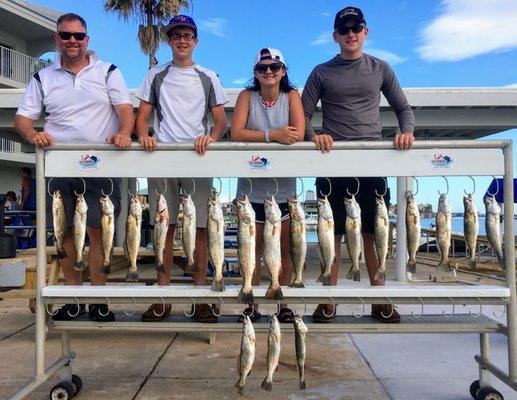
[
  {"left": 477, "top": 386, "right": 504, "bottom": 400},
  {"left": 49, "top": 381, "right": 74, "bottom": 400},
  {"left": 469, "top": 380, "right": 480, "bottom": 399},
  {"left": 71, "top": 375, "right": 83, "bottom": 396}
]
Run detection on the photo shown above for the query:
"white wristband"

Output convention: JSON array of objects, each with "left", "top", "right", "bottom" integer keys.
[{"left": 264, "top": 130, "right": 270, "bottom": 143}]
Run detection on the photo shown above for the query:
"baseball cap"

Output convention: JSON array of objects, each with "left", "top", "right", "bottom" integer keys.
[
  {"left": 163, "top": 15, "right": 197, "bottom": 37},
  {"left": 253, "top": 48, "right": 286, "bottom": 66},
  {"left": 334, "top": 6, "right": 366, "bottom": 29}
]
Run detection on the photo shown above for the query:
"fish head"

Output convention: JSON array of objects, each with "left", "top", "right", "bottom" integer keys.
[
  {"left": 269, "top": 314, "right": 281, "bottom": 334},
  {"left": 438, "top": 194, "right": 451, "bottom": 213},
  {"left": 242, "top": 315, "right": 256, "bottom": 338},
  {"left": 208, "top": 196, "right": 223, "bottom": 221},
  {"left": 181, "top": 195, "right": 195, "bottom": 216},
  {"left": 288, "top": 197, "right": 304, "bottom": 221},
  {"left": 345, "top": 195, "right": 361, "bottom": 218},
  {"left": 264, "top": 197, "right": 281, "bottom": 223},
  {"left": 52, "top": 190, "right": 63, "bottom": 209},
  {"left": 99, "top": 195, "right": 114, "bottom": 215},
  {"left": 463, "top": 194, "right": 477, "bottom": 214},
  {"left": 484, "top": 195, "right": 501, "bottom": 215},
  {"left": 129, "top": 194, "right": 142, "bottom": 216},
  {"left": 157, "top": 194, "right": 168, "bottom": 213},
  {"left": 375, "top": 195, "right": 388, "bottom": 216},
  {"left": 294, "top": 315, "right": 308, "bottom": 334},
  {"left": 237, "top": 196, "right": 254, "bottom": 224},
  {"left": 75, "top": 194, "right": 88, "bottom": 214},
  {"left": 406, "top": 193, "right": 419, "bottom": 216},
  {"left": 318, "top": 197, "right": 333, "bottom": 220}
]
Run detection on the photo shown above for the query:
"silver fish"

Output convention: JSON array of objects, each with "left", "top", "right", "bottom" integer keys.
[
  {"left": 406, "top": 192, "right": 421, "bottom": 274},
  {"left": 52, "top": 190, "right": 67, "bottom": 259},
  {"left": 207, "top": 189, "right": 225, "bottom": 291},
  {"left": 72, "top": 194, "right": 88, "bottom": 271},
  {"left": 99, "top": 195, "right": 115, "bottom": 274},
  {"left": 154, "top": 194, "right": 169, "bottom": 273},
  {"left": 294, "top": 314, "right": 308, "bottom": 390},
  {"left": 484, "top": 195, "right": 504, "bottom": 267},
  {"left": 235, "top": 315, "right": 256, "bottom": 395},
  {"left": 288, "top": 196, "right": 307, "bottom": 288},
  {"left": 125, "top": 193, "right": 142, "bottom": 281},
  {"left": 263, "top": 196, "right": 283, "bottom": 300},
  {"left": 181, "top": 194, "right": 197, "bottom": 273},
  {"left": 345, "top": 195, "right": 362, "bottom": 281},
  {"left": 236, "top": 195, "right": 256, "bottom": 304},
  {"left": 316, "top": 196, "right": 335, "bottom": 285},
  {"left": 261, "top": 314, "right": 281, "bottom": 392},
  {"left": 463, "top": 194, "right": 479, "bottom": 269},
  {"left": 436, "top": 193, "right": 453, "bottom": 271},
  {"left": 374, "top": 195, "right": 389, "bottom": 281}
]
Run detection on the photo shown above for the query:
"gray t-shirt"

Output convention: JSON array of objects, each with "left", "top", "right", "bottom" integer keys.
[
  {"left": 302, "top": 53, "right": 415, "bottom": 141},
  {"left": 236, "top": 90, "right": 296, "bottom": 204}
]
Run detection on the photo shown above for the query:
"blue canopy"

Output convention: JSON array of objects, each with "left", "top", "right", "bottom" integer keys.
[{"left": 485, "top": 178, "right": 517, "bottom": 203}]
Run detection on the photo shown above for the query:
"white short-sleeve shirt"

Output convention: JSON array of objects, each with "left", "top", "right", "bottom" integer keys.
[
  {"left": 136, "top": 63, "right": 228, "bottom": 143},
  {"left": 16, "top": 51, "right": 131, "bottom": 142}
]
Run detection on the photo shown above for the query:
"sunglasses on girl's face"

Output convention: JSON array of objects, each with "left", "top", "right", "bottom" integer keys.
[
  {"left": 336, "top": 24, "right": 365, "bottom": 35},
  {"left": 255, "top": 63, "right": 283, "bottom": 74},
  {"left": 58, "top": 31, "right": 87, "bottom": 41}
]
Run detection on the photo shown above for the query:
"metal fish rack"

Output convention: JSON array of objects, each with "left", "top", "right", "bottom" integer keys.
[{"left": 9, "top": 140, "right": 516, "bottom": 399}]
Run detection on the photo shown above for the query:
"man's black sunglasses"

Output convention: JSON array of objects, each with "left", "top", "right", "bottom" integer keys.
[
  {"left": 336, "top": 24, "right": 365, "bottom": 35},
  {"left": 58, "top": 31, "right": 87, "bottom": 41},
  {"left": 254, "top": 63, "right": 284, "bottom": 74}
]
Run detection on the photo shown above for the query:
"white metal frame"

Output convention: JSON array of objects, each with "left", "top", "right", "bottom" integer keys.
[{"left": 9, "top": 140, "right": 516, "bottom": 399}]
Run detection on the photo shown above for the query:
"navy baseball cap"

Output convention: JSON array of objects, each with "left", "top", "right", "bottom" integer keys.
[
  {"left": 163, "top": 15, "right": 197, "bottom": 36},
  {"left": 334, "top": 6, "right": 366, "bottom": 29}
]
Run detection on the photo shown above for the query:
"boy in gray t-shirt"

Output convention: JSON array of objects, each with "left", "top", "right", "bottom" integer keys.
[{"left": 302, "top": 6, "right": 415, "bottom": 323}]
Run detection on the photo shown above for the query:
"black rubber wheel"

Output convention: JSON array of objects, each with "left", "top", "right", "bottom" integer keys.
[
  {"left": 477, "top": 386, "right": 504, "bottom": 400},
  {"left": 469, "top": 380, "right": 480, "bottom": 399},
  {"left": 71, "top": 375, "right": 83, "bottom": 396},
  {"left": 49, "top": 381, "right": 74, "bottom": 400}
]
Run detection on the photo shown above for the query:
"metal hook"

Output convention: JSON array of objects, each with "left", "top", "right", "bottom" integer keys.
[
  {"left": 437, "top": 176, "right": 449, "bottom": 196},
  {"left": 45, "top": 298, "right": 58, "bottom": 316},
  {"left": 182, "top": 178, "right": 196, "bottom": 196},
  {"left": 184, "top": 297, "right": 196, "bottom": 317},
  {"left": 268, "top": 300, "right": 281, "bottom": 317},
  {"left": 411, "top": 297, "right": 424, "bottom": 318},
  {"left": 353, "top": 297, "right": 366, "bottom": 318},
  {"left": 298, "top": 297, "right": 307, "bottom": 317},
  {"left": 375, "top": 177, "right": 388, "bottom": 197},
  {"left": 318, "top": 177, "right": 332, "bottom": 197},
  {"left": 98, "top": 297, "right": 111, "bottom": 317},
  {"left": 124, "top": 297, "right": 137, "bottom": 316},
  {"left": 487, "top": 176, "right": 499, "bottom": 196},
  {"left": 412, "top": 177, "right": 419, "bottom": 196},
  {"left": 266, "top": 178, "right": 279, "bottom": 198},
  {"left": 470, "top": 297, "right": 483, "bottom": 318},
  {"left": 155, "top": 179, "right": 168, "bottom": 196},
  {"left": 212, "top": 297, "right": 223, "bottom": 317},
  {"left": 67, "top": 297, "right": 82, "bottom": 318},
  {"left": 240, "top": 178, "right": 253, "bottom": 198},
  {"left": 464, "top": 176, "right": 476, "bottom": 196},
  {"left": 321, "top": 298, "right": 336, "bottom": 318},
  {"left": 214, "top": 177, "right": 223, "bottom": 195},
  {"left": 101, "top": 178, "right": 114, "bottom": 197},
  {"left": 443, "top": 297, "right": 455, "bottom": 318},
  {"left": 47, "top": 177, "right": 55, "bottom": 197},
  {"left": 152, "top": 297, "right": 167, "bottom": 317},
  {"left": 73, "top": 178, "right": 86, "bottom": 197},
  {"left": 380, "top": 297, "right": 395, "bottom": 319},
  {"left": 493, "top": 298, "right": 507, "bottom": 318},
  {"left": 346, "top": 177, "right": 360, "bottom": 197},
  {"left": 293, "top": 177, "right": 305, "bottom": 199}
]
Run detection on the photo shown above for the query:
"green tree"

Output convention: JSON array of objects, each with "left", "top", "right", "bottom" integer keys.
[{"left": 104, "top": 0, "right": 189, "bottom": 69}]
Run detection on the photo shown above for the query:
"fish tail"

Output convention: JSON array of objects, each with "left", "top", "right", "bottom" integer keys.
[
  {"left": 238, "top": 287, "right": 254, "bottom": 304},
  {"left": 346, "top": 265, "right": 360, "bottom": 281},
  {"left": 316, "top": 271, "right": 331, "bottom": 286},
  {"left": 289, "top": 279, "right": 305, "bottom": 288},
  {"left": 73, "top": 261, "right": 85, "bottom": 271},
  {"left": 57, "top": 246, "right": 67, "bottom": 259},
  {"left": 211, "top": 277, "right": 225, "bottom": 292},
  {"left": 299, "top": 368, "right": 306, "bottom": 389},
  {"left": 184, "top": 262, "right": 198, "bottom": 273},
  {"left": 100, "top": 264, "right": 111, "bottom": 275},
  {"left": 155, "top": 263, "right": 165, "bottom": 273},
  {"left": 447, "top": 261, "right": 456, "bottom": 271},
  {"left": 261, "top": 378, "right": 272, "bottom": 392},
  {"left": 265, "top": 284, "right": 283, "bottom": 300},
  {"left": 436, "top": 261, "right": 447, "bottom": 272},
  {"left": 406, "top": 260, "right": 417, "bottom": 273},
  {"left": 468, "top": 259, "right": 476, "bottom": 269},
  {"left": 374, "top": 269, "right": 385, "bottom": 281},
  {"left": 125, "top": 271, "right": 139, "bottom": 282},
  {"left": 234, "top": 381, "right": 244, "bottom": 395}
]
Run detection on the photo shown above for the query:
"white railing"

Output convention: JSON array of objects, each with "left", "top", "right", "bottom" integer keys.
[
  {"left": 0, "top": 138, "right": 22, "bottom": 153},
  {"left": 0, "top": 45, "right": 51, "bottom": 85}
]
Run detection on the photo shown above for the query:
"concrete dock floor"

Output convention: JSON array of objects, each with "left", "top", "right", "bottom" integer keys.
[{"left": 1, "top": 248, "right": 514, "bottom": 400}]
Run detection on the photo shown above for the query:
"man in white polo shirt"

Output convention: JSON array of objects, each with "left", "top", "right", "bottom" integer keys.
[
  {"left": 15, "top": 13, "right": 134, "bottom": 322},
  {"left": 135, "top": 15, "right": 228, "bottom": 323}
]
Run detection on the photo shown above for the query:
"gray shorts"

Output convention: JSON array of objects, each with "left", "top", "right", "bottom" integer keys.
[
  {"left": 148, "top": 178, "right": 213, "bottom": 228},
  {"left": 46, "top": 178, "right": 121, "bottom": 229}
]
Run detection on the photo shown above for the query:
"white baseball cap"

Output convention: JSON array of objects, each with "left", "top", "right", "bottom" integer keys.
[{"left": 253, "top": 47, "right": 286, "bottom": 67}]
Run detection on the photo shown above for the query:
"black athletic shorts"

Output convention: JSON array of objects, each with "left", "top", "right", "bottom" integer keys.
[
  {"left": 251, "top": 202, "right": 290, "bottom": 224},
  {"left": 315, "top": 177, "right": 390, "bottom": 235}
]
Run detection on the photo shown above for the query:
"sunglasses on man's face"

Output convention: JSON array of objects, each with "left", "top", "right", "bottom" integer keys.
[
  {"left": 58, "top": 31, "right": 87, "bottom": 41},
  {"left": 254, "top": 63, "right": 284, "bottom": 74},
  {"left": 336, "top": 24, "right": 365, "bottom": 35}
]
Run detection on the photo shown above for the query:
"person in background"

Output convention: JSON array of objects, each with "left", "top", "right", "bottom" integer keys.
[
  {"left": 19, "top": 167, "right": 36, "bottom": 211},
  {"left": 6, "top": 191, "right": 20, "bottom": 211}
]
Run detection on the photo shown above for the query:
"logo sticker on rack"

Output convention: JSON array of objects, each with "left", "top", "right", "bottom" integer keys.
[
  {"left": 431, "top": 154, "right": 454, "bottom": 168},
  {"left": 247, "top": 155, "right": 271, "bottom": 172},
  {"left": 78, "top": 153, "right": 101, "bottom": 170}
]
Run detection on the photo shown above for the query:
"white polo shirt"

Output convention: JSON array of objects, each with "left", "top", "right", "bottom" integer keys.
[
  {"left": 16, "top": 51, "right": 131, "bottom": 142},
  {"left": 136, "top": 63, "right": 228, "bottom": 143}
]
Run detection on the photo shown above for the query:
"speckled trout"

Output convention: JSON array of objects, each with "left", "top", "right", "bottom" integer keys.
[
  {"left": 263, "top": 196, "right": 283, "bottom": 300},
  {"left": 406, "top": 192, "right": 421, "bottom": 274},
  {"left": 237, "top": 195, "right": 256, "bottom": 304},
  {"left": 235, "top": 315, "right": 256, "bottom": 395},
  {"left": 261, "top": 314, "right": 281, "bottom": 392},
  {"left": 294, "top": 314, "right": 308, "bottom": 390},
  {"left": 316, "top": 196, "right": 335, "bottom": 285},
  {"left": 181, "top": 194, "right": 197, "bottom": 273},
  {"left": 73, "top": 194, "right": 87, "bottom": 271},
  {"left": 99, "top": 195, "right": 115, "bottom": 274},
  {"left": 207, "top": 189, "right": 225, "bottom": 291},
  {"left": 484, "top": 195, "right": 504, "bottom": 267},
  {"left": 52, "top": 190, "right": 67, "bottom": 259},
  {"left": 125, "top": 193, "right": 142, "bottom": 281},
  {"left": 463, "top": 194, "right": 479, "bottom": 269},
  {"left": 345, "top": 195, "right": 362, "bottom": 282},
  {"left": 374, "top": 195, "right": 389, "bottom": 281},
  {"left": 436, "top": 193, "right": 453, "bottom": 272},
  {"left": 288, "top": 196, "right": 307, "bottom": 288},
  {"left": 153, "top": 194, "right": 169, "bottom": 273}
]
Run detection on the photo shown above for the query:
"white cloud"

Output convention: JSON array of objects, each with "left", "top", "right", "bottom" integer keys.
[
  {"left": 365, "top": 48, "right": 409, "bottom": 65},
  {"left": 417, "top": 0, "right": 517, "bottom": 62},
  {"left": 310, "top": 31, "right": 332, "bottom": 46},
  {"left": 232, "top": 78, "right": 248, "bottom": 85},
  {"left": 505, "top": 83, "right": 517, "bottom": 87},
  {"left": 198, "top": 18, "right": 229, "bottom": 38},
  {"left": 321, "top": 12, "right": 331, "bottom": 17}
]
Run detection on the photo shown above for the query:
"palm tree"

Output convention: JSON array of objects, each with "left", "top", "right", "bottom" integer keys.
[{"left": 104, "top": 0, "right": 189, "bottom": 69}]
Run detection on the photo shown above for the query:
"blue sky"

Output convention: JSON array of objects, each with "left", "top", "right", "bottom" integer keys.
[{"left": 34, "top": 0, "right": 517, "bottom": 212}]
